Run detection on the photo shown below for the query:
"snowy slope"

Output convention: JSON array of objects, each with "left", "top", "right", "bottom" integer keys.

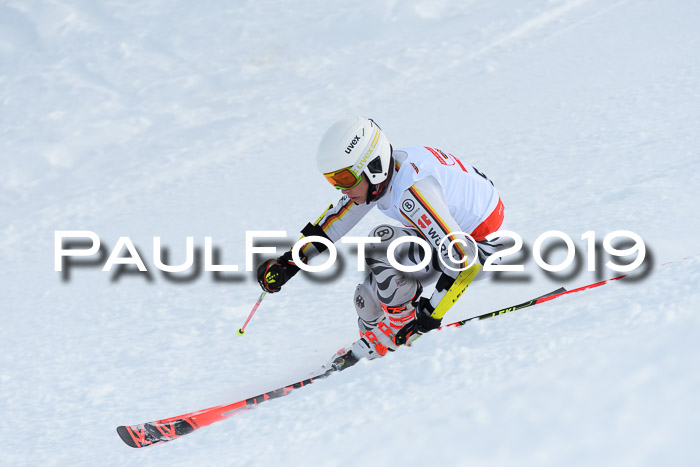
[{"left": 1, "top": 0, "right": 699, "bottom": 465}]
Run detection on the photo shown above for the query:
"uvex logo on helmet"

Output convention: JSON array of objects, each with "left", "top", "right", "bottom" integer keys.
[{"left": 345, "top": 135, "right": 361, "bottom": 154}]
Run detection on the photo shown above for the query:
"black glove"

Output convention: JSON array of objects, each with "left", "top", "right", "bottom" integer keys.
[
  {"left": 415, "top": 297, "right": 442, "bottom": 332},
  {"left": 256, "top": 251, "right": 302, "bottom": 293},
  {"left": 394, "top": 297, "right": 442, "bottom": 345}
]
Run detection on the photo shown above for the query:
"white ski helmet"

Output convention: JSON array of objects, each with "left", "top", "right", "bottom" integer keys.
[{"left": 316, "top": 117, "right": 393, "bottom": 190}]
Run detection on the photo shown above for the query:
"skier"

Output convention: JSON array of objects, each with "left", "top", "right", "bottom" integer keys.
[{"left": 257, "top": 117, "right": 506, "bottom": 369}]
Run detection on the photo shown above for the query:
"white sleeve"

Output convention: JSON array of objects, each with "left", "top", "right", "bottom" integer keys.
[{"left": 300, "top": 195, "right": 374, "bottom": 260}]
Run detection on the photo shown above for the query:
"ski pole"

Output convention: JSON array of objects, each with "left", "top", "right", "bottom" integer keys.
[{"left": 237, "top": 291, "right": 267, "bottom": 336}]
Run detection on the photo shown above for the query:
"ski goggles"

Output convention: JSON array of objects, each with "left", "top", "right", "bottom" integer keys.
[{"left": 323, "top": 166, "right": 363, "bottom": 190}]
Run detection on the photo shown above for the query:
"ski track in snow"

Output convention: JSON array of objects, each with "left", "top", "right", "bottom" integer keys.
[
  {"left": 468, "top": 0, "right": 592, "bottom": 59},
  {"left": 1, "top": 0, "right": 700, "bottom": 465}
]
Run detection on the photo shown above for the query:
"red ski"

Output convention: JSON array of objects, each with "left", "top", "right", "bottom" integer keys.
[{"left": 117, "top": 373, "right": 325, "bottom": 448}]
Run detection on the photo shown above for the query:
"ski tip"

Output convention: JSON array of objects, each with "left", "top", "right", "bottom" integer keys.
[
  {"left": 237, "top": 328, "right": 245, "bottom": 336},
  {"left": 536, "top": 287, "right": 567, "bottom": 299},
  {"left": 116, "top": 426, "right": 139, "bottom": 448}
]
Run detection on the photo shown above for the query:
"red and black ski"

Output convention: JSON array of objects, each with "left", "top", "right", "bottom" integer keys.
[
  {"left": 118, "top": 274, "right": 628, "bottom": 448},
  {"left": 117, "top": 373, "right": 326, "bottom": 448}
]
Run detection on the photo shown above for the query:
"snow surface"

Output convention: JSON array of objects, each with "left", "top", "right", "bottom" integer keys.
[{"left": 2, "top": 0, "right": 700, "bottom": 465}]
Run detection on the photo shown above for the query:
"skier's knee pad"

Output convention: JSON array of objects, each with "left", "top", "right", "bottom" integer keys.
[
  {"left": 366, "top": 224, "right": 428, "bottom": 270},
  {"left": 369, "top": 224, "right": 401, "bottom": 240},
  {"left": 364, "top": 225, "right": 397, "bottom": 267}
]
